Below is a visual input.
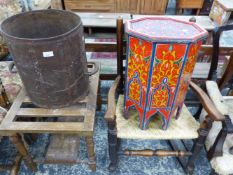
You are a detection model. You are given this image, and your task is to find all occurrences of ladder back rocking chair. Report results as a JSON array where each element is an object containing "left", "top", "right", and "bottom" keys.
[{"left": 200, "top": 24, "right": 233, "bottom": 175}]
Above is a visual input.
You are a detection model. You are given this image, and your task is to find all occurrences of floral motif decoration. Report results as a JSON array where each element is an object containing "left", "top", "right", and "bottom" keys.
[
  {"left": 127, "top": 37, "right": 152, "bottom": 103},
  {"left": 175, "top": 41, "right": 202, "bottom": 110},
  {"left": 151, "top": 79, "right": 170, "bottom": 108},
  {"left": 151, "top": 44, "right": 186, "bottom": 109},
  {"left": 128, "top": 78, "right": 141, "bottom": 103},
  {"left": 152, "top": 90, "right": 168, "bottom": 107},
  {"left": 125, "top": 37, "right": 204, "bottom": 130}
]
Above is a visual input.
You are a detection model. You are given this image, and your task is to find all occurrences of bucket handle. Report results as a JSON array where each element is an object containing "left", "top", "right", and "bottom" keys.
[
  {"left": 8, "top": 61, "right": 99, "bottom": 75},
  {"left": 87, "top": 62, "right": 99, "bottom": 76}
]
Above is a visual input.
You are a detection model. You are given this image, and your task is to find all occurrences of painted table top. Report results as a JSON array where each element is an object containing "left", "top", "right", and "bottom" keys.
[{"left": 125, "top": 17, "right": 208, "bottom": 42}]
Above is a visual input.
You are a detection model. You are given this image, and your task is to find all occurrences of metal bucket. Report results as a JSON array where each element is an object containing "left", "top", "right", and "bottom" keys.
[{"left": 0, "top": 10, "right": 95, "bottom": 108}]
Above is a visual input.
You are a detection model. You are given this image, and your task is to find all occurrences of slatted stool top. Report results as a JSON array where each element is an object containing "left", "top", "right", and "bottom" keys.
[{"left": 0, "top": 63, "right": 100, "bottom": 136}]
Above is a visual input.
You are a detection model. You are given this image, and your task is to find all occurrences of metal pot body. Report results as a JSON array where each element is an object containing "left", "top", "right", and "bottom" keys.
[{"left": 0, "top": 10, "right": 89, "bottom": 108}]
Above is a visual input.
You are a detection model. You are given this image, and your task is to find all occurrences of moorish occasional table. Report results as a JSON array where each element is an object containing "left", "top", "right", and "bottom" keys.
[
  {"left": 0, "top": 63, "right": 100, "bottom": 172},
  {"left": 124, "top": 17, "right": 208, "bottom": 129}
]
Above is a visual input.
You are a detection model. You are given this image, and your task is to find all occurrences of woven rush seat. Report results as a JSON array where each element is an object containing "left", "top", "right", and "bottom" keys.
[{"left": 116, "top": 95, "right": 199, "bottom": 140}]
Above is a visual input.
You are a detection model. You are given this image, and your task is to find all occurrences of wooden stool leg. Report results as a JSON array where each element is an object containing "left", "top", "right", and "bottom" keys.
[
  {"left": 108, "top": 121, "right": 118, "bottom": 171},
  {"left": 10, "top": 134, "right": 37, "bottom": 172},
  {"left": 196, "top": 9, "right": 201, "bottom": 15},
  {"left": 10, "top": 154, "right": 22, "bottom": 175},
  {"left": 97, "top": 81, "right": 102, "bottom": 110},
  {"left": 85, "top": 136, "right": 96, "bottom": 171},
  {"left": 177, "top": 8, "right": 183, "bottom": 15}
]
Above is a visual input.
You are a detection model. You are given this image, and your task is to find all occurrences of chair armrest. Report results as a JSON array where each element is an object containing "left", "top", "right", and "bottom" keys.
[
  {"left": 206, "top": 81, "right": 228, "bottom": 115},
  {"left": 189, "top": 81, "right": 225, "bottom": 121},
  {"left": 104, "top": 76, "right": 121, "bottom": 122}
]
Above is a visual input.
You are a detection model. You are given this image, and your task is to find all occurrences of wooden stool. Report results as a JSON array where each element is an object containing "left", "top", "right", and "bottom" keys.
[
  {"left": 176, "top": 0, "right": 205, "bottom": 15},
  {"left": 0, "top": 63, "right": 100, "bottom": 172},
  {"left": 209, "top": 0, "right": 233, "bottom": 26}
]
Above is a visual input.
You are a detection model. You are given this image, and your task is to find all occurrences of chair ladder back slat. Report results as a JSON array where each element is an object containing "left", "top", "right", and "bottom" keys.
[
  {"left": 208, "top": 24, "right": 233, "bottom": 81},
  {"left": 218, "top": 53, "right": 233, "bottom": 89},
  {"left": 116, "top": 17, "right": 124, "bottom": 93}
]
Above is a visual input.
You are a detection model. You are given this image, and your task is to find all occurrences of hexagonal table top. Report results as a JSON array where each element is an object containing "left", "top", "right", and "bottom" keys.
[{"left": 126, "top": 17, "right": 208, "bottom": 42}]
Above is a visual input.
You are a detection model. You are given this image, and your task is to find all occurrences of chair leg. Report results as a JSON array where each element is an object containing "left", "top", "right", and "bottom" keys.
[
  {"left": 107, "top": 121, "right": 118, "bottom": 171},
  {"left": 207, "top": 128, "right": 227, "bottom": 160},
  {"left": 230, "top": 146, "right": 233, "bottom": 155},
  {"left": 10, "top": 154, "right": 22, "bottom": 175},
  {"left": 175, "top": 105, "right": 182, "bottom": 119},
  {"left": 193, "top": 105, "right": 203, "bottom": 120},
  {"left": 167, "top": 140, "right": 187, "bottom": 170},
  {"left": 10, "top": 133, "right": 37, "bottom": 172},
  {"left": 196, "top": 9, "right": 201, "bottom": 15},
  {"left": 186, "top": 118, "right": 212, "bottom": 174},
  {"left": 178, "top": 9, "right": 183, "bottom": 15},
  {"left": 208, "top": 116, "right": 233, "bottom": 159},
  {"left": 210, "top": 169, "right": 218, "bottom": 175},
  {"left": 85, "top": 136, "right": 96, "bottom": 171},
  {"left": 97, "top": 81, "right": 102, "bottom": 111}
]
